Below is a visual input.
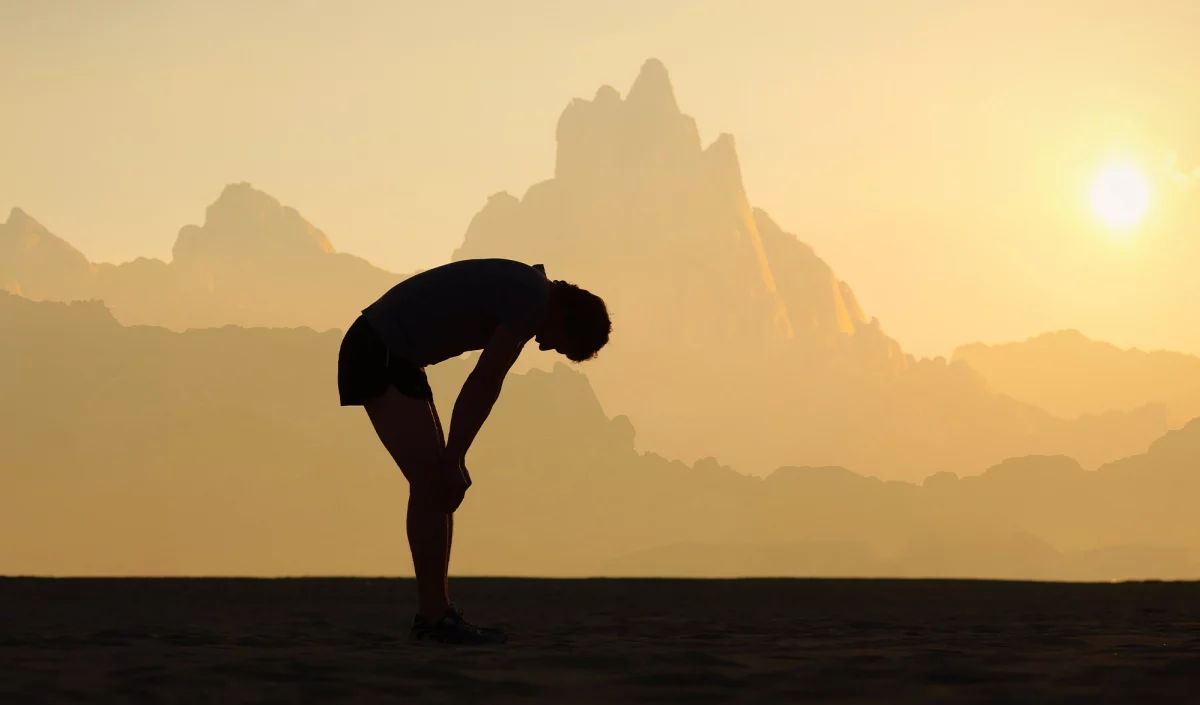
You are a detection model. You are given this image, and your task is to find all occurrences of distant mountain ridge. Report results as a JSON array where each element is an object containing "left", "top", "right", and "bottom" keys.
[
  {"left": 454, "top": 60, "right": 890, "bottom": 362},
  {"left": 0, "top": 183, "right": 403, "bottom": 331},
  {"left": 954, "top": 330, "right": 1200, "bottom": 427},
  {"left": 2, "top": 291, "right": 1198, "bottom": 580},
  {"left": 0, "top": 60, "right": 1177, "bottom": 479},
  {"left": 0, "top": 207, "right": 96, "bottom": 303},
  {"left": 447, "top": 59, "right": 1167, "bottom": 477}
]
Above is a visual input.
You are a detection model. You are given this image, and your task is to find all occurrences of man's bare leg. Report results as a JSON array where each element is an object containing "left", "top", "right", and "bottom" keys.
[
  {"left": 433, "top": 410, "right": 454, "bottom": 593},
  {"left": 405, "top": 497, "right": 451, "bottom": 619},
  {"left": 364, "top": 385, "right": 451, "bottom": 620}
]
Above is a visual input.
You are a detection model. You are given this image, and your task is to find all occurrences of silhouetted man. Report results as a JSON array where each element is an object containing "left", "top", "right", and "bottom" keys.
[{"left": 338, "top": 258, "right": 611, "bottom": 644}]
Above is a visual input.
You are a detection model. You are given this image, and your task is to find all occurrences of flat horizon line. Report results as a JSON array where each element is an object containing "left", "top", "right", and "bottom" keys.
[{"left": 1, "top": 575, "right": 1190, "bottom": 585}]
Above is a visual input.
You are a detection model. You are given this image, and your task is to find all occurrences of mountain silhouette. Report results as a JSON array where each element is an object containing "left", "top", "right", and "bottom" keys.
[
  {"left": 954, "top": 330, "right": 1200, "bottom": 427},
  {"left": 0, "top": 61, "right": 1178, "bottom": 479},
  {"left": 2, "top": 291, "right": 1197, "bottom": 580},
  {"left": 1, "top": 184, "right": 404, "bottom": 331},
  {"left": 0, "top": 208, "right": 95, "bottom": 302},
  {"left": 448, "top": 59, "right": 1165, "bottom": 477}
]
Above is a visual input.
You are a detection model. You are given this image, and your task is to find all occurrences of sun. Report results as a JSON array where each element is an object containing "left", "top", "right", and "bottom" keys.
[{"left": 1090, "top": 162, "right": 1150, "bottom": 230}]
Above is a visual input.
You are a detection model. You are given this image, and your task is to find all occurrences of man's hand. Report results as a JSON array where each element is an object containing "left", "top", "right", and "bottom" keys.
[{"left": 441, "top": 455, "right": 472, "bottom": 513}]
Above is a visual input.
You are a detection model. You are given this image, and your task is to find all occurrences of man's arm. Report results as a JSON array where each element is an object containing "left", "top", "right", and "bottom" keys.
[{"left": 444, "top": 325, "right": 528, "bottom": 463}]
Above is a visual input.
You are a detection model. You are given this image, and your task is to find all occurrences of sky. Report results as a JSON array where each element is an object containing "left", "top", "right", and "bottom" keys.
[{"left": 3, "top": 0, "right": 1200, "bottom": 358}]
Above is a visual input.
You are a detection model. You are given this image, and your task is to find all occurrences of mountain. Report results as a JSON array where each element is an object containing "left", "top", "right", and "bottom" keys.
[
  {"left": 449, "top": 59, "right": 1166, "bottom": 478},
  {"left": 0, "top": 61, "right": 1174, "bottom": 479},
  {"left": 954, "top": 330, "right": 1200, "bottom": 427},
  {"left": 0, "top": 207, "right": 95, "bottom": 302},
  {"left": 453, "top": 61, "right": 884, "bottom": 361},
  {"left": 1, "top": 184, "right": 404, "bottom": 331},
  {"left": 2, "top": 291, "right": 1198, "bottom": 580}
]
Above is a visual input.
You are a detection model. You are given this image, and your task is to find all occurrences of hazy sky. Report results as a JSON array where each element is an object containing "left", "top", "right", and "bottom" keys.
[{"left": 3, "top": 0, "right": 1200, "bottom": 358}]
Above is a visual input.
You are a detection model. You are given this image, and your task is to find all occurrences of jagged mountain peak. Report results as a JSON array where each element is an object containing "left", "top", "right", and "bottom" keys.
[
  {"left": 6, "top": 207, "right": 42, "bottom": 231},
  {"left": 626, "top": 58, "right": 680, "bottom": 115},
  {"left": 172, "top": 182, "right": 336, "bottom": 264},
  {"left": 0, "top": 207, "right": 94, "bottom": 301},
  {"left": 2, "top": 208, "right": 69, "bottom": 247}
]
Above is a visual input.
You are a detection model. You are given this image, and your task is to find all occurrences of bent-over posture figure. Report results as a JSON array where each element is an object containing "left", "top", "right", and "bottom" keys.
[{"left": 338, "top": 258, "right": 610, "bottom": 644}]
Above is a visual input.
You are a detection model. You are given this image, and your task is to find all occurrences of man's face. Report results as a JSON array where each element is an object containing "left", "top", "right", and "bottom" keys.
[
  {"left": 535, "top": 314, "right": 576, "bottom": 355},
  {"left": 536, "top": 296, "right": 577, "bottom": 356},
  {"left": 536, "top": 329, "right": 570, "bottom": 355}
]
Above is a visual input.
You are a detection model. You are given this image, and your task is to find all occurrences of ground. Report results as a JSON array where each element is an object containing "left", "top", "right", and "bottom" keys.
[{"left": 3, "top": 577, "right": 1199, "bottom": 703}]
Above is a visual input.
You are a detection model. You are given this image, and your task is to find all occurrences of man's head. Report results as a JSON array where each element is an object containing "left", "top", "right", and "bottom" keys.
[{"left": 536, "top": 280, "right": 611, "bottom": 362}]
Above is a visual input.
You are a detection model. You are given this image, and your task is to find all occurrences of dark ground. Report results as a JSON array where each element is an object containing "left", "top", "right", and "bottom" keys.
[{"left": 3, "top": 577, "right": 1199, "bottom": 703}]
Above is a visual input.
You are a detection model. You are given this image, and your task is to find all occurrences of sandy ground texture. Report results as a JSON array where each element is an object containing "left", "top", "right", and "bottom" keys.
[{"left": 3, "top": 577, "right": 1200, "bottom": 703}]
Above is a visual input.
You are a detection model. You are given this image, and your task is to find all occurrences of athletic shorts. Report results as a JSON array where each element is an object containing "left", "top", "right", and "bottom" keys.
[{"left": 337, "top": 315, "right": 434, "bottom": 405}]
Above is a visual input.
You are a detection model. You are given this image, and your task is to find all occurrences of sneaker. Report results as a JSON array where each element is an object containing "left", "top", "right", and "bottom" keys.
[{"left": 409, "top": 604, "right": 508, "bottom": 645}]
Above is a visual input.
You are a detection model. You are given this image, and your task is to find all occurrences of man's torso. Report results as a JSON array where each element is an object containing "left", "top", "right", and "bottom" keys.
[{"left": 361, "top": 258, "right": 549, "bottom": 367}]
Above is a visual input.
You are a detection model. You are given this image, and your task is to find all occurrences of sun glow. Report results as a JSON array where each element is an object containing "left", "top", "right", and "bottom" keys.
[{"left": 1090, "top": 163, "right": 1150, "bottom": 231}]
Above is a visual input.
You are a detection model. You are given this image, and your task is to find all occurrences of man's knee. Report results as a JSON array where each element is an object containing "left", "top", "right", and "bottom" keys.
[{"left": 406, "top": 469, "right": 443, "bottom": 507}]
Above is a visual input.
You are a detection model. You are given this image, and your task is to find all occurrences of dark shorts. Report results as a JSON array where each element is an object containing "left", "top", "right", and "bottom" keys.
[{"left": 338, "top": 315, "right": 434, "bottom": 405}]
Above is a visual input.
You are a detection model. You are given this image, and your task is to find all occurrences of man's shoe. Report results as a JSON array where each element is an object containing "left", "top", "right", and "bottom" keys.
[{"left": 409, "top": 604, "right": 508, "bottom": 645}]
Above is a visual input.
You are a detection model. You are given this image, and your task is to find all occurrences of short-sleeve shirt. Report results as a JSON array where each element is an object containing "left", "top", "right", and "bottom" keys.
[{"left": 360, "top": 258, "right": 550, "bottom": 367}]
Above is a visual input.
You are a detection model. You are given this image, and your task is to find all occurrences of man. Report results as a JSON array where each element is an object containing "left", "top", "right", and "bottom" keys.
[{"left": 337, "top": 258, "right": 611, "bottom": 644}]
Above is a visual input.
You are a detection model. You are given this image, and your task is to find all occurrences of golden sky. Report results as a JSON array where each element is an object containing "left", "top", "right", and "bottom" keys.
[{"left": 3, "top": 0, "right": 1199, "bottom": 358}]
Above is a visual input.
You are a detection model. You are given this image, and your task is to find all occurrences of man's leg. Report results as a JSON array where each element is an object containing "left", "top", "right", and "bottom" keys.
[
  {"left": 364, "top": 385, "right": 451, "bottom": 620},
  {"left": 432, "top": 408, "right": 453, "bottom": 590}
]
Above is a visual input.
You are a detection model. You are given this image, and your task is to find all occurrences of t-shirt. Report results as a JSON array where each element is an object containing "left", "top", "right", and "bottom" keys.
[{"left": 360, "top": 258, "right": 550, "bottom": 367}]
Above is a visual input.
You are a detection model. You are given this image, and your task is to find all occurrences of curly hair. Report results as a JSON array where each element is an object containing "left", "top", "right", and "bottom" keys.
[{"left": 551, "top": 280, "right": 611, "bottom": 362}]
